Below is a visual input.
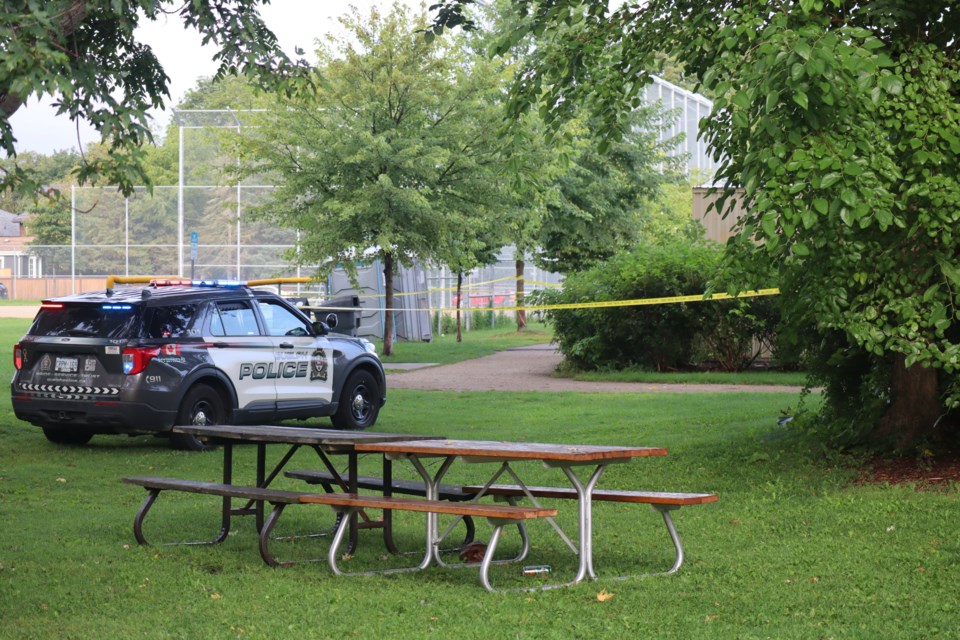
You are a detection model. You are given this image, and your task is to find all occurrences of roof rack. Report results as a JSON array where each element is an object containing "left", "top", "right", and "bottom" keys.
[{"left": 105, "top": 275, "right": 313, "bottom": 295}]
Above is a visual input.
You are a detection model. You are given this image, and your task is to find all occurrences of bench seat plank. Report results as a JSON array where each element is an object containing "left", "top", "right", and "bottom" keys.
[
  {"left": 123, "top": 476, "right": 305, "bottom": 503},
  {"left": 462, "top": 484, "right": 718, "bottom": 505},
  {"left": 300, "top": 492, "right": 557, "bottom": 520}
]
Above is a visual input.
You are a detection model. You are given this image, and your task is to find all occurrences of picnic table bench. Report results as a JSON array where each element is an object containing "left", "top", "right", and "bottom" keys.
[
  {"left": 284, "top": 468, "right": 478, "bottom": 545},
  {"left": 461, "top": 484, "right": 718, "bottom": 576},
  {"left": 299, "top": 492, "right": 556, "bottom": 591},
  {"left": 122, "top": 476, "right": 320, "bottom": 567},
  {"left": 122, "top": 475, "right": 556, "bottom": 590}
]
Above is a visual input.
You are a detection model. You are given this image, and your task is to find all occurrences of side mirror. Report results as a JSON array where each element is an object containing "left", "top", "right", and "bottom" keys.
[{"left": 312, "top": 313, "right": 339, "bottom": 335}]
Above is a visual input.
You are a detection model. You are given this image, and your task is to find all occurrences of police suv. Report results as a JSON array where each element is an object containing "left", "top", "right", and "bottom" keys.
[{"left": 11, "top": 277, "right": 386, "bottom": 450}]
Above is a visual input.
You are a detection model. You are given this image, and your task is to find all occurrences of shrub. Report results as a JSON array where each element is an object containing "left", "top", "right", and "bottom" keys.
[{"left": 543, "top": 242, "right": 782, "bottom": 372}]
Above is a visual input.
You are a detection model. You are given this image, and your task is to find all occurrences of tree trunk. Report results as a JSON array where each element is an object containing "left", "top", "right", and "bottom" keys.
[
  {"left": 382, "top": 252, "right": 395, "bottom": 357},
  {"left": 515, "top": 258, "right": 527, "bottom": 332},
  {"left": 872, "top": 354, "right": 944, "bottom": 449},
  {"left": 456, "top": 272, "right": 463, "bottom": 343}
]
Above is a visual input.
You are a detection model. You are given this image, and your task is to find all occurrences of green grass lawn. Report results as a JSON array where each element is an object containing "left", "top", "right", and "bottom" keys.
[
  {"left": 568, "top": 368, "right": 809, "bottom": 386},
  {"left": 378, "top": 324, "right": 555, "bottom": 365},
  {"left": 1, "top": 318, "right": 958, "bottom": 638}
]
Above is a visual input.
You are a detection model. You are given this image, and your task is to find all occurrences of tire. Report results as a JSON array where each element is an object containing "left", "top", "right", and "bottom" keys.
[
  {"left": 170, "top": 384, "right": 224, "bottom": 451},
  {"left": 42, "top": 426, "right": 93, "bottom": 446},
  {"left": 331, "top": 370, "right": 380, "bottom": 430}
]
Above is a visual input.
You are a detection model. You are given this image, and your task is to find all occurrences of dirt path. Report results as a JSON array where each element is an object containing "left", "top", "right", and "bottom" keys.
[{"left": 386, "top": 344, "right": 806, "bottom": 394}]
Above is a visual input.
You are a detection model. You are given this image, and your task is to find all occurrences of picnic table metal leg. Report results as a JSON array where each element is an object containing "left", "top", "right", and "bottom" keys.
[
  {"left": 131, "top": 488, "right": 230, "bottom": 547},
  {"left": 255, "top": 443, "right": 266, "bottom": 531},
  {"left": 347, "top": 451, "right": 359, "bottom": 555},
  {"left": 382, "top": 456, "right": 399, "bottom": 554},
  {"left": 656, "top": 505, "right": 685, "bottom": 575},
  {"left": 407, "top": 455, "right": 455, "bottom": 566},
  {"left": 219, "top": 443, "right": 234, "bottom": 541},
  {"left": 132, "top": 489, "right": 160, "bottom": 545},
  {"left": 326, "top": 506, "right": 432, "bottom": 576},
  {"left": 560, "top": 463, "right": 606, "bottom": 583}
]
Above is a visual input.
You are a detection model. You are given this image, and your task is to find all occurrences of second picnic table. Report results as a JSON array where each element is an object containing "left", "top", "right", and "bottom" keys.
[{"left": 350, "top": 438, "right": 668, "bottom": 589}]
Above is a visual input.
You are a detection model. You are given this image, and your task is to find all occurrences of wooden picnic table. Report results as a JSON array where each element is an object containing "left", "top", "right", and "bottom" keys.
[
  {"left": 354, "top": 438, "right": 668, "bottom": 589},
  {"left": 170, "top": 424, "right": 442, "bottom": 552}
]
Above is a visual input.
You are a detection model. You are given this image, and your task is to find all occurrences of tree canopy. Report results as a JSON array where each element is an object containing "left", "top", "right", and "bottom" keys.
[
  {"left": 433, "top": 0, "right": 960, "bottom": 450},
  {"left": 0, "top": 1, "right": 311, "bottom": 199},
  {"left": 236, "top": 4, "right": 507, "bottom": 355}
]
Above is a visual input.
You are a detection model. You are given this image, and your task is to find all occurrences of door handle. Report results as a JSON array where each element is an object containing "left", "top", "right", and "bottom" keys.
[
  {"left": 212, "top": 342, "right": 228, "bottom": 348},
  {"left": 279, "top": 342, "right": 294, "bottom": 349}
]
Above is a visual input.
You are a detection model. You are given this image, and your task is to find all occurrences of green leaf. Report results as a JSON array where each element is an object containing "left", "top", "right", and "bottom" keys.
[
  {"left": 840, "top": 207, "right": 854, "bottom": 226},
  {"left": 923, "top": 284, "right": 941, "bottom": 302},
  {"left": 792, "top": 91, "right": 808, "bottom": 110},
  {"left": 879, "top": 74, "right": 903, "bottom": 95},
  {"left": 761, "top": 213, "right": 778, "bottom": 238},
  {"left": 732, "top": 91, "right": 751, "bottom": 110},
  {"left": 939, "top": 258, "right": 960, "bottom": 286},
  {"left": 765, "top": 91, "right": 780, "bottom": 113},
  {"left": 820, "top": 173, "right": 841, "bottom": 188},
  {"left": 813, "top": 198, "right": 828, "bottom": 214}
]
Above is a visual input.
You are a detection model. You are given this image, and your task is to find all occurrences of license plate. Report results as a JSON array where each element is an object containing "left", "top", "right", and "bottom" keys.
[{"left": 55, "top": 357, "right": 78, "bottom": 373}]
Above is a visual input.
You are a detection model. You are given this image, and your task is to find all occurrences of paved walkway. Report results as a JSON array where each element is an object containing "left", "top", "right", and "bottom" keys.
[{"left": 386, "top": 344, "right": 806, "bottom": 394}]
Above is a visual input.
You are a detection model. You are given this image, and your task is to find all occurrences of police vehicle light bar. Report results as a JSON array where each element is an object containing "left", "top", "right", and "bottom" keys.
[{"left": 105, "top": 275, "right": 312, "bottom": 294}]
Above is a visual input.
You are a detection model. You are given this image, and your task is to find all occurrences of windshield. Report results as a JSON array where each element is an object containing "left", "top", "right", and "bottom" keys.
[{"left": 30, "top": 304, "right": 140, "bottom": 339}]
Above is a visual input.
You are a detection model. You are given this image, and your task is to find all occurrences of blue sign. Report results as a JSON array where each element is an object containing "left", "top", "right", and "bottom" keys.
[{"left": 190, "top": 232, "right": 198, "bottom": 261}]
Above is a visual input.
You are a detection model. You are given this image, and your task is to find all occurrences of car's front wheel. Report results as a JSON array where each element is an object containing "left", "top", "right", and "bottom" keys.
[
  {"left": 171, "top": 384, "right": 224, "bottom": 451},
  {"left": 331, "top": 370, "right": 380, "bottom": 430}
]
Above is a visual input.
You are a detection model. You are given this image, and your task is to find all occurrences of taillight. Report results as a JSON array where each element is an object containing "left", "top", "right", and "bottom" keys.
[
  {"left": 122, "top": 347, "right": 160, "bottom": 375},
  {"left": 13, "top": 343, "right": 22, "bottom": 370}
]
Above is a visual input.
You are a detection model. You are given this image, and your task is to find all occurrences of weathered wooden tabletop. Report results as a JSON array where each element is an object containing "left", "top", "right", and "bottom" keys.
[
  {"left": 354, "top": 438, "right": 667, "bottom": 462},
  {"left": 171, "top": 425, "right": 442, "bottom": 449}
]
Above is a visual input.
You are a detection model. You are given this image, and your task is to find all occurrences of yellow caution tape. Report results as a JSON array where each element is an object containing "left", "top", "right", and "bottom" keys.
[{"left": 302, "top": 288, "right": 780, "bottom": 314}]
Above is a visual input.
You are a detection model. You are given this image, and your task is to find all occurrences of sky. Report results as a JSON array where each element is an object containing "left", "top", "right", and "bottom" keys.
[{"left": 8, "top": 0, "right": 416, "bottom": 156}]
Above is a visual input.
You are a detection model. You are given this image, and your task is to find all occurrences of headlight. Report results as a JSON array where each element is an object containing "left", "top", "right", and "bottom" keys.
[{"left": 360, "top": 338, "right": 377, "bottom": 355}]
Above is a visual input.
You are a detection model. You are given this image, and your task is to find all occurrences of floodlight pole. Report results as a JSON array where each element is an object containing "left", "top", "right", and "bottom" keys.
[
  {"left": 178, "top": 118, "right": 185, "bottom": 277},
  {"left": 70, "top": 185, "right": 76, "bottom": 293}
]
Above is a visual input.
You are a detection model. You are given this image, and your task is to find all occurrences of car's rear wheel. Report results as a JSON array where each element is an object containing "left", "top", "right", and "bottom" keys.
[
  {"left": 171, "top": 384, "right": 223, "bottom": 451},
  {"left": 42, "top": 426, "right": 94, "bottom": 446},
  {"left": 331, "top": 370, "right": 380, "bottom": 430}
]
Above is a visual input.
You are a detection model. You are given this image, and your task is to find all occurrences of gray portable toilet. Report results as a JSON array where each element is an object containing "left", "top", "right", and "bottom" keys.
[{"left": 326, "top": 260, "right": 432, "bottom": 342}]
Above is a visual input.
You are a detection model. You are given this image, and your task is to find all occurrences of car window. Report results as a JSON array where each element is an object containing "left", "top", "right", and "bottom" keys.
[
  {"left": 257, "top": 300, "right": 312, "bottom": 337},
  {"left": 210, "top": 301, "right": 260, "bottom": 336},
  {"left": 144, "top": 305, "right": 199, "bottom": 338},
  {"left": 30, "top": 303, "right": 139, "bottom": 339}
]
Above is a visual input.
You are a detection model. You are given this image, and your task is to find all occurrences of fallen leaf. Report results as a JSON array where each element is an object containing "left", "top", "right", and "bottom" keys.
[
  {"left": 210, "top": 592, "right": 222, "bottom": 600},
  {"left": 596, "top": 589, "right": 615, "bottom": 602}
]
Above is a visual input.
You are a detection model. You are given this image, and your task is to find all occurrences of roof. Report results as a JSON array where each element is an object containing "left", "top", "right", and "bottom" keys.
[{"left": 0, "top": 209, "right": 25, "bottom": 237}]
